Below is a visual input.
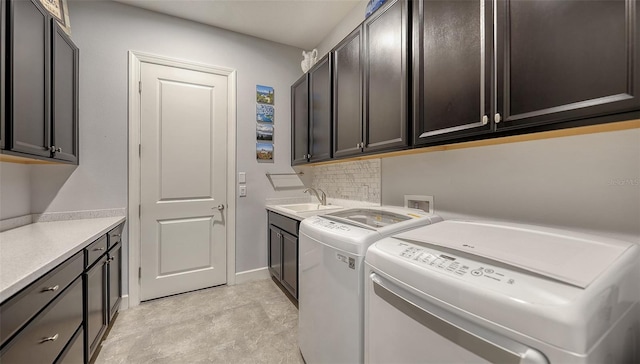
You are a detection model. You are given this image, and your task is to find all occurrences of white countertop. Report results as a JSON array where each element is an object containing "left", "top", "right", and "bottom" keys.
[{"left": 0, "top": 216, "right": 126, "bottom": 303}]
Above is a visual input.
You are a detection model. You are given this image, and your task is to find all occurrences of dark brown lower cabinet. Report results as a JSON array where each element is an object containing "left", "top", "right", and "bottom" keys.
[
  {"left": 56, "top": 327, "right": 84, "bottom": 364},
  {"left": 85, "top": 255, "right": 108, "bottom": 361},
  {"left": 0, "top": 222, "right": 124, "bottom": 364},
  {"left": 267, "top": 211, "right": 300, "bottom": 300},
  {"left": 108, "top": 243, "right": 122, "bottom": 321},
  {"left": 0, "top": 278, "right": 83, "bottom": 364}
]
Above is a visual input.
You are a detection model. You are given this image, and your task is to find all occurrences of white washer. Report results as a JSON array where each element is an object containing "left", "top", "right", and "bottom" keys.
[
  {"left": 298, "top": 207, "right": 443, "bottom": 364},
  {"left": 365, "top": 220, "right": 640, "bottom": 364}
]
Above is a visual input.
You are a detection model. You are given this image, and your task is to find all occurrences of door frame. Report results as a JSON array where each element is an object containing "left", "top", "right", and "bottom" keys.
[{"left": 127, "top": 51, "right": 237, "bottom": 308}]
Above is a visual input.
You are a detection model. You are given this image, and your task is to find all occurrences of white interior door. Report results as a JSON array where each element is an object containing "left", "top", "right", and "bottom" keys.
[{"left": 139, "top": 62, "right": 228, "bottom": 301}]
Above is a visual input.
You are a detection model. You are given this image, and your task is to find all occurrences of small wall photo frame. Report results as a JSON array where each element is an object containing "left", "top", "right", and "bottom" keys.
[
  {"left": 256, "top": 85, "right": 274, "bottom": 105},
  {"left": 256, "top": 104, "right": 274, "bottom": 123},
  {"left": 256, "top": 142, "right": 274, "bottom": 163},
  {"left": 257, "top": 123, "right": 274, "bottom": 141},
  {"left": 40, "top": 0, "right": 72, "bottom": 35}
]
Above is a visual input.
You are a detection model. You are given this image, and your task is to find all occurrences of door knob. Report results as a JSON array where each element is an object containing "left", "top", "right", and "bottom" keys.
[{"left": 216, "top": 204, "right": 225, "bottom": 211}]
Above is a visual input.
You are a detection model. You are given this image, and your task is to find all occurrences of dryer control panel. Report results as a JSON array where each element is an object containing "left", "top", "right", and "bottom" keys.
[{"left": 397, "top": 244, "right": 517, "bottom": 286}]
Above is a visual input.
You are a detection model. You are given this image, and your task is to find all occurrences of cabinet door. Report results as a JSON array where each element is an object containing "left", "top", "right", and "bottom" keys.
[
  {"left": 1, "top": 0, "right": 5, "bottom": 149},
  {"left": 107, "top": 243, "right": 122, "bottom": 321},
  {"left": 8, "top": 0, "right": 51, "bottom": 158},
  {"left": 496, "top": 0, "right": 640, "bottom": 130},
  {"left": 333, "top": 27, "right": 364, "bottom": 158},
  {"left": 268, "top": 225, "right": 282, "bottom": 281},
  {"left": 308, "top": 55, "right": 332, "bottom": 162},
  {"left": 363, "top": 0, "right": 409, "bottom": 153},
  {"left": 413, "top": 0, "right": 493, "bottom": 145},
  {"left": 291, "top": 74, "right": 309, "bottom": 165},
  {"left": 51, "top": 22, "right": 79, "bottom": 164},
  {"left": 281, "top": 231, "right": 298, "bottom": 299},
  {"left": 85, "top": 255, "right": 108, "bottom": 360}
]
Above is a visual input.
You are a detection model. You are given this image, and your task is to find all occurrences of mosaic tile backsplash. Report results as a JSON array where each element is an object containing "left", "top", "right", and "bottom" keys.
[{"left": 311, "top": 159, "right": 381, "bottom": 204}]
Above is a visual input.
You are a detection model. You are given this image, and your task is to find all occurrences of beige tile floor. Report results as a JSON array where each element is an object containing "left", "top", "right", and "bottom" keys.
[{"left": 95, "top": 279, "right": 303, "bottom": 364}]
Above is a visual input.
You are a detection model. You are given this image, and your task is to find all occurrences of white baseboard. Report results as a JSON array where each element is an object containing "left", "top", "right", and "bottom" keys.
[
  {"left": 120, "top": 295, "right": 130, "bottom": 310},
  {"left": 235, "top": 267, "right": 270, "bottom": 284}
]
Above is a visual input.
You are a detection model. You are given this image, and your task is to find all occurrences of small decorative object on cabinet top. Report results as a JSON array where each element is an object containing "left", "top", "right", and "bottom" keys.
[
  {"left": 301, "top": 49, "right": 318, "bottom": 73},
  {"left": 40, "top": 0, "right": 72, "bottom": 35},
  {"left": 365, "top": 0, "right": 386, "bottom": 18}
]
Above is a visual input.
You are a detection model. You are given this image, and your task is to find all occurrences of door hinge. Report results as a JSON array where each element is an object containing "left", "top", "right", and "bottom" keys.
[
  {"left": 138, "top": 267, "right": 141, "bottom": 280},
  {"left": 138, "top": 204, "right": 141, "bottom": 218},
  {"left": 139, "top": 81, "right": 142, "bottom": 93},
  {"left": 138, "top": 144, "right": 141, "bottom": 157}
]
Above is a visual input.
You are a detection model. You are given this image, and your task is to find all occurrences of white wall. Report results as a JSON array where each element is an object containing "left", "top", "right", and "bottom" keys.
[
  {"left": 315, "top": 0, "right": 367, "bottom": 58},
  {"left": 381, "top": 128, "right": 640, "bottom": 243},
  {"left": 0, "top": 163, "right": 31, "bottom": 219},
  {"left": 0, "top": 1, "right": 308, "bottom": 294}
]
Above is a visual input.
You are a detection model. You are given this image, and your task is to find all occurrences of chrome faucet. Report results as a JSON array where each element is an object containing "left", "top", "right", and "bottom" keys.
[{"left": 304, "top": 187, "right": 327, "bottom": 206}]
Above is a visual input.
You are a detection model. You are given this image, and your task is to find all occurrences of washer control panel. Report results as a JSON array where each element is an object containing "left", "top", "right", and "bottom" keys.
[
  {"left": 397, "top": 242, "right": 517, "bottom": 286},
  {"left": 309, "top": 217, "right": 352, "bottom": 231}
]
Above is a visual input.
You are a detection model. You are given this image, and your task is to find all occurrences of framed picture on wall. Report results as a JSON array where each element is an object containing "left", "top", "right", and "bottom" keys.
[
  {"left": 39, "top": 0, "right": 71, "bottom": 34},
  {"left": 256, "top": 85, "right": 274, "bottom": 105},
  {"left": 257, "top": 123, "right": 274, "bottom": 141},
  {"left": 256, "top": 104, "right": 274, "bottom": 123},
  {"left": 256, "top": 142, "right": 274, "bottom": 162}
]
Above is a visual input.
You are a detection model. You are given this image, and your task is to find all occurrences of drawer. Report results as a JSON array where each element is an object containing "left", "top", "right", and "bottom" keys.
[
  {"left": 268, "top": 211, "right": 299, "bottom": 236},
  {"left": 0, "top": 251, "right": 83, "bottom": 345},
  {"left": 55, "top": 326, "right": 83, "bottom": 364},
  {"left": 107, "top": 222, "right": 124, "bottom": 249},
  {"left": 0, "top": 277, "right": 83, "bottom": 364},
  {"left": 85, "top": 234, "right": 108, "bottom": 268}
]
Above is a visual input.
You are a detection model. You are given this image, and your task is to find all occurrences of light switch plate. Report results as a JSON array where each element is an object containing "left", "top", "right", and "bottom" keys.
[
  {"left": 239, "top": 172, "right": 246, "bottom": 184},
  {"left": 239, "top": 185, "right": 247, "bottom": 197}
]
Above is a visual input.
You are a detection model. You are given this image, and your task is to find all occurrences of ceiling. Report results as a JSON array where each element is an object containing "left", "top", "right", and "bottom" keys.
[{"left": 113, "top": 0, "right": 362, "bottom": 50}]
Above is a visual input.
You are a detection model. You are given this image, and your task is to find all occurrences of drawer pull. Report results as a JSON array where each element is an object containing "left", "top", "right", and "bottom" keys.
[
  {"left": 107, "top": 257, "right": 115, "bottom": 263},
  {"left": 40, "top": 333, "right": 59, "bottom": 343},
  {"left": 41, "top": 285, "right": 59, "bottom": 293},
  {"left": 93, "top": 247, "right": 105, "bottom": 251}
]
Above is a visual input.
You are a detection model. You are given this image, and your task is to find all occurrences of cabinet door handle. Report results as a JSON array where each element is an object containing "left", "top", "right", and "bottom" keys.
[
  {"left": 107, "top": 257, "right": 116, "bottom": 263},
  {"left": 40, "top": 333, "right": 59, "bottom": 343},
  {"left": 494, "top": 113, "right": 502, "bottom": 123},
  {"left": 482, "top": 115, "right": 489, "bottom": 125},
  {"left": 93, "top": 247, "right": 105, "bottom": 251},
  {"left": 41, "top": 285, "right": 59, "bottom": 293}
]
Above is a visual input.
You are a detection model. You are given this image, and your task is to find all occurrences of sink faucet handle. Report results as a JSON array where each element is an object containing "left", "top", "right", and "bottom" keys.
[{"left": 317, "top": 188, "right": 327, "bottom": 205}]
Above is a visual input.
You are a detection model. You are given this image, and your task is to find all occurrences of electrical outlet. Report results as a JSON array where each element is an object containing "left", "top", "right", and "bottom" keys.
[
  {"left": 404, "top": 195, "right": 434, "bottom": 213},
  {"left": 239, "top": 185, "right": 247, "bottom": 197}
]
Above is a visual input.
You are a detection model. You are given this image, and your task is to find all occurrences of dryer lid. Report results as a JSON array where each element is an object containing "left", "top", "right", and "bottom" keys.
[{"left": 394, "top": 220, "right": 635, "bottom": 288}]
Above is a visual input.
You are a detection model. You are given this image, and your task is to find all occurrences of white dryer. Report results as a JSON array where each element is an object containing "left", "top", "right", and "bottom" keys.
[
  {"left": 364, "top": 220, "right": 640, "bottom": 364},
  {"left": 298, "top": 207, "right": 442, "bottom": 364}
]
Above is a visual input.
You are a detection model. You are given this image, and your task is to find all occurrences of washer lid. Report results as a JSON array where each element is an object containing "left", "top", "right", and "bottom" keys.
[{"left": 394, "top": 220, "right": 635, "bottom": 288}]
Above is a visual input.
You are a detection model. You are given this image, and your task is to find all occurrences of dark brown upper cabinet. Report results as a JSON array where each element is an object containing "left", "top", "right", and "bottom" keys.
[
  {"left": 413, "top": 0, "right": 493, "bottom": 146},
  {"left": 308, "top": 55, "right": 332, "bottom": 163},
  {"left": 3, "top": 0, "right": 79, "bottom": 164},
  {"left": 51, "top": 21, "right": 79, "bottom": 163},
  {"left": 333, "top": 0, "right": 410, "bottom": 158},
  {"left": 496, "top": 0, "right": 640, "bottom": 131},
  {"left": 414, "top": 0, "right": 639, "bottom": 146},
  {"left": 363, "top": 0, "right": 410, "bottom": 153},
  {"left": 291, "top": 74, "right": 309, "bottom": 165},
  {"left": 332, "top": 27, "right": 363, "bottom": 159}
]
